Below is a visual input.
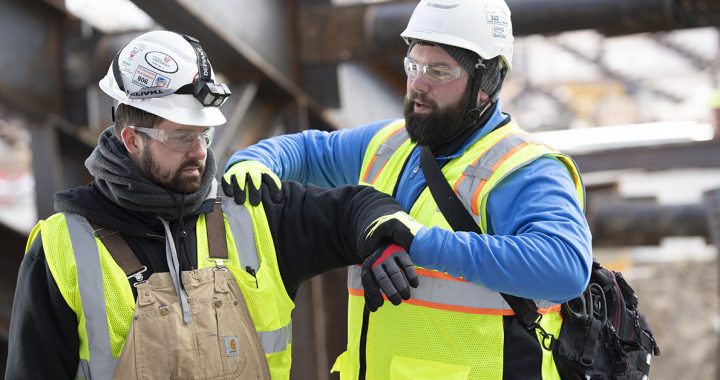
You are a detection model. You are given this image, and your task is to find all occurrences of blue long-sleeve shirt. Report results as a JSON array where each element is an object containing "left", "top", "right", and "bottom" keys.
[{"left": 226, "top": 105, "right": 592, "bottom": 302}]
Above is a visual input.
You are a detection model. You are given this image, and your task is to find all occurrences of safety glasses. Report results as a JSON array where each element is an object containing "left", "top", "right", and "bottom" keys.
[
  {"left": 129, "top": 126, "right": 214, "bottom": 152},
  {"left": 403, "top": 57, "right": 466, "bottom": 85}
]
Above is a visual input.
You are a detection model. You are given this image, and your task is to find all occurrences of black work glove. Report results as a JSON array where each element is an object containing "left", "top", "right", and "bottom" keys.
[
  {"left": 221, "top": 171, "right": 282, "bottom": 206},
  {"left": 361, "top": 241, "right": 419, "bottom": 312}
]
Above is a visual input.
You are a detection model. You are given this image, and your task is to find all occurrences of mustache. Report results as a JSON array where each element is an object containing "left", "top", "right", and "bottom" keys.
[
  {"left": 406, "top": 92, "right": 438, "bottom": 109},
  {"left": 180, "top": 158, "right": 203, "bottom": 170}
]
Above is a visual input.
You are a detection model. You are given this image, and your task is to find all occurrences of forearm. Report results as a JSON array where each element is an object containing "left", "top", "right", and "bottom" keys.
[
  {"left": 409, "top": 157, "right": 592, "bottom": 302},
  {"left": 225, "top": 121, "right": 387, "bottom": 187},
  {"left": 267, "top": 182, "right": 403, "bottom": 296},
  {"left": 410, "top": 225, "right": 590, "bottom": 302}
]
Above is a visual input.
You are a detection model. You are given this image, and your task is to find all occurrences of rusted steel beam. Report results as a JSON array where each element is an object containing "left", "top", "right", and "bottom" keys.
[
  {"left": 573, "top": 139, "right": 720, "bottom": 173},
  {"left": 299, "top": 0, "right": 720, "bottom": 63}
]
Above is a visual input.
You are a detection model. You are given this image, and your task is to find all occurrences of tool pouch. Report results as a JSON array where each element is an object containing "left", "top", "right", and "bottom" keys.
[{"left": 553, "top": 262, "right": 660, "bottom": 380}]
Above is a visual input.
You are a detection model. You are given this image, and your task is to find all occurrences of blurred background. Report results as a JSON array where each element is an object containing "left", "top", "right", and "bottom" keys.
[{"left": 1, "top": 0, "right": 720, "bottom": 378}]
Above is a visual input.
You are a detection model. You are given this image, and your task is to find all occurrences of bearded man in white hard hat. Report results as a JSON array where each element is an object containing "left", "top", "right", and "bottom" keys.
[
  {"left": 224, "top": 0, "right": 593, "bottom": 378},
  {"left": 5, "top": 30, "right": 427, "bottom": 380}
]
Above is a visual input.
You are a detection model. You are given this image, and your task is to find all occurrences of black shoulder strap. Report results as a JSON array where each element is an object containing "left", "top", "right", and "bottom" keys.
[
  {"left": 419, "top": 146, "right": 480, "bottom": 233},
  {"left": 419, "top": 145, "right": 541, "bottom": 328}
]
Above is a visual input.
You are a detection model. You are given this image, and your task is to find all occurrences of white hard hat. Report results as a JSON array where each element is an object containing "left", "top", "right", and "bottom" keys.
[
  {"left": 401, "top": 0, "right": 514, "bottom": 72},
  {"left": 99, "top": 31, "right": 231, "bottom": 127}
]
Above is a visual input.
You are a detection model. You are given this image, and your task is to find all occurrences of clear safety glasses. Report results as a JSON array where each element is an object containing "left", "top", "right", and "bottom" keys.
[
  {"left": 129, "top": 126, "right": 215, "bottom": 152},
  {"left": 403, "top": 57, "right": 466, "bottom": 85}
]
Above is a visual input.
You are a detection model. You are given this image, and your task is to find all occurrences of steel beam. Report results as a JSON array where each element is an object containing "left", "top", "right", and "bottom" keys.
[
  {"left": 299, "top": 0, "right": 720, "bottom": 64},
  {"left": 0, "top": 220, "right": 26, "bottom": 375},
  {"left": 128, "top": 0, "right": 339, "bottom": 128},
  {"left": 0, "top": 0, "right": 63, "bottom": 117},
  {"left": 29, "top": 117, "right": 94, "bottom": 219},
  {"left": 572, "top": 139, "right": 720, "bottom": 173}
]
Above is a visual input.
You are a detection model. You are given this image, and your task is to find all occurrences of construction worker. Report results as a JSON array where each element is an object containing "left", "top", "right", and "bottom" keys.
[
  {"left": 4, "top": 31, "right": 425, "bottom": 380},
  {"left": 223, "top": 0, "right": 593, "bottom": 378}
]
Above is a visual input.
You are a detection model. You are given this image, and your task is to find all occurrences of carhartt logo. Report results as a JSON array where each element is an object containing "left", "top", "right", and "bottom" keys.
[{"left": 224, "top": 336, "right": 239, "bottom": 357}]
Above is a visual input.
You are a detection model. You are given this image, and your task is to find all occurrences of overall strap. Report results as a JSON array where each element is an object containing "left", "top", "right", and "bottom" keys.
[
  {"left": 90, "top": 222, "right": 145, "bottom": 281},
  {"left": 92, "top": 197, "right": 229, "bottom": 275},
  {"left": 205, "top": 197, "right": 228, "bottom": 260}
]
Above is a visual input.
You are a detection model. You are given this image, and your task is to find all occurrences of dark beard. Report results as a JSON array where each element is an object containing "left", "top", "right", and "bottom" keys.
[
  {"left": 403, "top": 89, "right": 470, "bottom": 150},
  {"left": 140, "top": 151, "right": 204, "bottom": 194}
]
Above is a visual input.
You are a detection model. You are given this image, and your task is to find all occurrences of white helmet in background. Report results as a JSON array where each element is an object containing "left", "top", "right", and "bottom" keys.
[
  {"left": 99, "top": 30, "right": 231, "bottom": 127},
  {"left": 401, "top": 0, "right": 514, "bottom": 72}
]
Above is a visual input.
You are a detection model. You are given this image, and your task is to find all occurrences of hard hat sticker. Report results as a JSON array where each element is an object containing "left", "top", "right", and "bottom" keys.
[
  {"left": 133, "top": 65, "right": 159, "bottom": 88},
  {"left": 485, "top": 6, "right": 509, "bottom": 26},
  {"left": 145, "top": 51, "right": 179, "bottom": 73}
]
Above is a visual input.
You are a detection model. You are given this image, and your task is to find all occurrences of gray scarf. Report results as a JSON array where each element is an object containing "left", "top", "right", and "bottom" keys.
[{"left": 85, "top": 127, "right": 217, "bottom": 220}]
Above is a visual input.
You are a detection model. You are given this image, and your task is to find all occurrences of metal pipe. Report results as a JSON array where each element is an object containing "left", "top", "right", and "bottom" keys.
[
  {"left": 301, "top": 0, "right": 719, "bottom": 63},
  {"left": 587, "top": 200, "right": 711, "bottom": 246}
]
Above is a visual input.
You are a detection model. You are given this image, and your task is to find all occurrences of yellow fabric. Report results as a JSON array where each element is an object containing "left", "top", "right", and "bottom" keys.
[
  {"left": 40, "top": 203, "right": 294, "bottom": 379},
  {"left": 389, "top": 356, "right": 471, "bottom": 380},
  {"left": 359, "top": 120, "right": 413, "bottom": 188},
  {"left": 359, "top": 120, "right": 406, "bottom": 185},
  {"left": 40, "top": 214, "right": 88, "bottom": 360},
  {"left": 336, "top": 120, "right": 583, "bottom": 379},
  {"left": 196, "top": 205, "right": 295, "bottom": 380}
]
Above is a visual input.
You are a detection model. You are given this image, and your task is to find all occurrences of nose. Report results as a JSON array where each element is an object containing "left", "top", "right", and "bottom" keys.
[
  {"left": 408, "top": 74, "right": 430, "bottom": 94},
  {"left": 186, "top": 138, "right": 207, "bottom": 160}
]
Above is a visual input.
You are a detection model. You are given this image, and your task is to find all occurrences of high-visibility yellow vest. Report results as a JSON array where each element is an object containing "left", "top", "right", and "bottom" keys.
[
  {"left": 32, "top": 197, "right": 294, "bottom": 380},
  {"left": 332, "top": 119, "right": 585, "bottom": 380}
]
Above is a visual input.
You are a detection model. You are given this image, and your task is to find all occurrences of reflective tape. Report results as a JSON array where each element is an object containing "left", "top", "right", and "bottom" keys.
[
  {"left": 221, "top": 197, "right": 260, "bottom": 271},
  {"left": 455, "top": 134, "right": 536, "bottom": 223},
  {"left": 258, "top": 322, "right": 292, "bottom": 354},
  {"left": 348, "top": 266, "right": 558, "bottom": 315},
  {"left": 76, "top": 359, "right": 91, "bottom": 380},
  {"left": 363, "top": 127, "right": 410, "bottom": 184},
  {"left": 66, "top": 213, "right": 119, "bottom": 379}
]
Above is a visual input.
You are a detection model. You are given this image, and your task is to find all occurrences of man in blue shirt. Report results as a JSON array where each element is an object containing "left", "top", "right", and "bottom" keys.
[{"left": 224, "top": 0, "right": 592, "bottom": 378}]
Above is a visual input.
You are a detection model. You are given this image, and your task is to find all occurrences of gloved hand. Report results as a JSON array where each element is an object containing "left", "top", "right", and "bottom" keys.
[
  {"left": 359, "top": 211, "right": 424, "bottom": 258},
  {"left": 362, "top": 241, "right": 419, "bottom": 312},
  {"left": 222, "top": 161, "right": 282, "bottom": 206}
]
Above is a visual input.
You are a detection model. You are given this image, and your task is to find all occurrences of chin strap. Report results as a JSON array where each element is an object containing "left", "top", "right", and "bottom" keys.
[{"left": 460, "top": 58, "right": 507, "bottom": 128}]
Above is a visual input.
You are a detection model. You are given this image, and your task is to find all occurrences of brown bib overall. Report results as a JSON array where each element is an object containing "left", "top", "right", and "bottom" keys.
[{"left": 112, "top": 267, "right": 271, "bottom": 380}]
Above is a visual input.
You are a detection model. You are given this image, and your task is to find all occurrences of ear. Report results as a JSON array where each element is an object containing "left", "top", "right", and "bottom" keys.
[
  {"left": 476, "top": 90, "right": 490, "bottom": 105},
  {"left": 120, "top": 127, "right": 142, "bottom": 155}
]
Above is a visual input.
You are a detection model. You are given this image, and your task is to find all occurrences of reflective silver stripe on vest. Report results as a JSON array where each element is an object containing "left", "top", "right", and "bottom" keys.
[
  {"left": 363, "top": 127, "right": 409, "bottom": 184},
  {"left": 65, "top": 213, "right": 118, "bottom": 380},
  {"left": 76, "top": 359, "right": 91, "bottom": 380},
  {"left": 220, "top": 196, "right": 292, "bottom": 354},
  {"left": 221, "top": 197, "right": 260, "bottom": 271},
  {"left": 454, "top": 135, "right": 532, "bottom": 224},
  {"left": 347, "top": 266, "right": 557, "bottom": 312},
  {"left": 258, "top": 321, "right": 292, "bottom": 354}
]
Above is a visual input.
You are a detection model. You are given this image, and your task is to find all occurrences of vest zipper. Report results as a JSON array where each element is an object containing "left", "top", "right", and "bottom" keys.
[
  {"left": 357, "top": 151, "right": 416, "bottom": 380},
  {"left": 358, "top": 307, "right": 370, "bottom": 380}
]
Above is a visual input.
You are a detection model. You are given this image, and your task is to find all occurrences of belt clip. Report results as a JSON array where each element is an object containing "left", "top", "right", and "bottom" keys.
[
  {"left": 214, "top": 259, "right": 227, "bottom": 270},
  {"left": 129, "top": 266, "right": 148, "bottom": 287}
]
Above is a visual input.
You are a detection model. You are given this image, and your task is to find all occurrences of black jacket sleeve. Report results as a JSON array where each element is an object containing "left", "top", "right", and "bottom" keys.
[
  {"left": 262, "top": 181, "right": 404, "bottom": 298},
  {"left": 5, "top": 233, "right": 79, "bottom": 380}
]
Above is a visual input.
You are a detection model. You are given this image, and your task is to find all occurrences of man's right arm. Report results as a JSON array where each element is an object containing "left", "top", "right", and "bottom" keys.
[
  {"left": 224, "top": 120, "right": 390, "bottom": 188},
  {"left": 6, "top": 233, "right": 79, "bottom": 380}
]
